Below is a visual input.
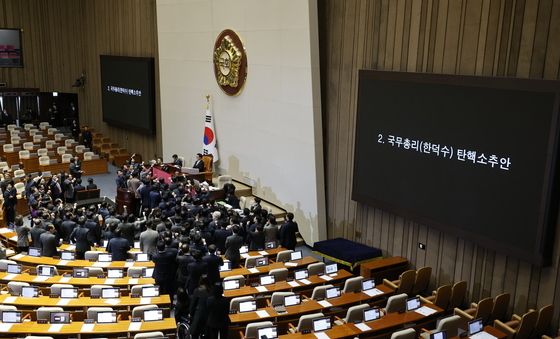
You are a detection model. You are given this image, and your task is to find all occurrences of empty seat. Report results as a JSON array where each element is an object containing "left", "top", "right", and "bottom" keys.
[
  {"left": 307, "top": 262, "right": 325, "bottom": 276},
  {"left": 244, "top": 256, "right": 262, "bottom": 268},
  {"left": 37, "top": 307, "right": 64, "bottom": 321},
  {"left": 19, "top": 150, "right": 30, "bottom": 159},
  {"left": 494, "top": 310, "right": 538, "bottom": 339},
  {"left": 0, "top": 305, "right": 17, "bottom": 317},
  {"left": 224, "top": 275, "right": 245, "bottom": 287},
  {"left": 420, "top": 315, "right": 461, "bottom": 338},
  {"left": 412, "top": 266, "right": 432, "bottom": 295},
  {"left": 311, "top": 284, "right": 334, "bottom": 300},
  {"left": 84, "top": 151, "right": 95, "bottom": 160},
  {"left": 449, "top": 280, "right": 468, "bottom": 310},
  {"left": 61, "top": 153, "right": 73, "bottom": 163},
  {"left": 385, "top": 293, "right": 408, "bottom": 313},
  {"left": 39, "top": 156, "right": 51, "bottom": 166},
  {"left": 420, "top": 284, "right": 452, "bottom": 310},
  {"left": 85, "top": 267, "right": 104, "bottom": 277},
  {"left": 0, "top": 259, "right": 17, "bottom": 271},
  {"left": 276, "top": 250, "right": 293, "bottom": 262},
  {"left": 23, "top": 142, "right": 34, "bottom": 151},
  {"left": 54, "top": 133, "right": 65, "bottom": 141},
  {"left": 383, "top": 269, "right": 416, "bottom": 295},
  {"left": 57, "top": 146, "right": 67, "bottom": 155},
  {"left": 217, "top": 175, "right": 233, "bottom": 188},
  {"left": 127, "top": 267, "right": 144, "bottom": 278},
  {"left": 3, "top": 144, "right": 14, "bottom": 152},
  {"left": 130, "top": 284, "right": 155, "bottom": 296},
  {"left": 90, "top": 285, "right": 108, "bottom": 298},
  {"left": 244, "top": 321, "right": 274, "bottom": 339},
  {"left": 14, "top": 182, "right": 25, "bottom": 198},
  {"left": 33, "top": 134, "right": 43, "bottom": 143},
  {"left": 11, "top": 136, "right": 21, "bottom": 145},
  {"left": 7, "top": 124, "right": 17, "bottom": 131},
  {"left": 14, "top": 169, "right": 25, "bottom": 178},
  {"left": 454, "top": 297, "right": 493, "bottom": 329},
  {"left": 335, "top": 303, "right": 370, "bottom": 325},
  {"left": 290, "top": 312, "right": 324, "bottom": 333},
  {"left": 84, "top": 251, "right": 100, "bottom": 261},
  {"left": 390, "top": 328, "right": 417, "bottom": 339},
  {"left": 75, "top": 145, "right": 85, "bottom": 153},
  {"left": 87, "top": 307, "right": 113, "bottom": 320},
  {"left": 8, "top": 281, "right": 30, "bottom": 296},
  {"left": 343, "top": 276, "right": 363, "bottom": 293},
  {"left": 230, "top": 296, "right": 254, "bottom": 312},
  {"left": 270, "top": 292, "right": 294, "bottom": 306},
  {"left": 0, "top": 161, "right": 9, "bottom": 171},
  {"left": 489, "top": 293, "right": 510, "bottom": 322},
  {"left": 29, "top": 128, "right": 40, "bottom": 135},
  {"left": 48, "top": 128, "right": 57, "bottom": 135},
  {"left": 269, "top": 268, "right": 288, "bottom": 281},
  {"left": 131, "top": 304, "right": 158, "bottom": 319},
  {"left": 45, "top": 140, "right": 56, "bottom": 149},
  {"left": 134, "top": 332, "right": 165, "bottom": 339},
  {"left": 37, "top": 148, "right": 48, "bottom": 157},
  {"left": 64, "top": 139, "right": 75, "bottom": 147},
  {"left": 23, "top": 123, "right": 34, "bottom": 130},
  {"left": 532, "top": 304, "right": 554, "bottom": 338},
  {"left": 50, "top": 284, "right": 73, "bottom": 296}
]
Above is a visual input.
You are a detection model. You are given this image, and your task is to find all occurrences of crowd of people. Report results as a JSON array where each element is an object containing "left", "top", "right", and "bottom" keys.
[{"left": 1, "top": 155, "right": 300, "bottom": 339}]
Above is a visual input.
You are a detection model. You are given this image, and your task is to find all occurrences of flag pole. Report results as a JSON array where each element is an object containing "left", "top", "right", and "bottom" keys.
[{"left": 205, "top": 94, "right": 210, "bottom": 110}]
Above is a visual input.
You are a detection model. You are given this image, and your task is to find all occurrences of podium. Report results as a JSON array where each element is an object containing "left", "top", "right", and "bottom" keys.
[{"left": 115, "top": 188, "right": 135, "bottom": 214}]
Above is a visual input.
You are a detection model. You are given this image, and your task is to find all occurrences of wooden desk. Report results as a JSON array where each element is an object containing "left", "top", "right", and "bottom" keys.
[
  {"left": 221, "top": 256, "right": 318, "bottom": 279},
  {"left": 449, "top": 326, "right": 507, "bottom": 339},
  {"left": 279, "top": 303, "right": 443, "bottom": 338},
  {"left": 224, "top": 269, "right": 354, "bottom": 298},
  {"left": 0, "top": 272, "right": 154, "bottom": 287},
  {"left": 239, "top": 247, "right": 287, "bottom": 260},
  {"left": 229, "top": 284, "right": 394, "bottom": 324},
  {"left": 0, "top": 318, "right": 176, "bottom": 336},
  {"left": 0, "top": 293, "right": 171, "bottom": 309},
  {"left": 9, "top": 253, "right": 154, "bottom": 269},
  {"left": 360, "top": 256, "right": 408, "bottom": 283}
]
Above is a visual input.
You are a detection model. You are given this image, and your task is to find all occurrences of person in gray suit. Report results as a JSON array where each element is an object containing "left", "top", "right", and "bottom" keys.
[
  {"left": 224, "top": 226, "right": 243, "bottom": 268},
  {"left": 39, "top": 225, "right": 59, "bottom": 257},
  {"left": 263, "top": 214, "right": 279, "bottom": 245},
  {"left": 139, "top": 221, "right": 159, "bottom": 256},
  {"left": 15, "top": 216, "right": 31, "bottom": 253}
]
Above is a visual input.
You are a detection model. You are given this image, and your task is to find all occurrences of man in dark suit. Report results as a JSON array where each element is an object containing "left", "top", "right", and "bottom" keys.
[
  {"left": 81, "top": 125, "right": 92, "bottom": 149},
  {"left": 118, "top": 214, "right": 136, "bottom": 246},
  {"left": 86, "top": 178, "right": 97, "bottom": 190},
  {"left": 176, "top": 244, "right": 194, "bottom": 290},
  {"left": 171, "top": 154, "right": 183, "bottom": 168},
  {"left": 206, "top": 285, "right": 230, "bottom": 339},
  {"left": 224, "top": 226, "right": 243, "bottom": 268},
  {"left": 106, "top": 228, "right": 131, "bottom": 261},
  {"left": 70, "top": 217, "right": 91, "bottom": 259},
  {"left": 73, "top": 178, "right": 85, "bottom": 193},
  {"left": 202, "top": 244, "right": 223, "bottom": 285},
  {"left": 60, "top": 213, "right": 76, "bottom": 243},
  {"left": 152, "top": 241, "right": 178, "bottom": 297},
  {"left": 39, "top": 224, "right": 59, "bottom": 257},
  {"left": 2, "top": 183, "right": 17, "bottom": 226},
  {"left": 30, "top": 219, "right": 46, "bottom": 248},
  {"left": 84, "top": 212, "right": 102, "bottom": 247},
  {"left": 69, "top": 157, "right": 83, "bottom": 179},
  {"left": 193, "top": 153, "right": 205, "bottom": 172},
  {"left": 186, "top": 250, "right": 208, "bottom": 294},
  {"left": 279, "top": 212, "right": 299, "bottom": 250},
  {"left": 213, "top": 223, "right": 231, "bottom": 253}
]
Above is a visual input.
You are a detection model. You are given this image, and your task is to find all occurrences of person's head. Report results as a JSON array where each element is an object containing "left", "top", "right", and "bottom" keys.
[
  {"left": 47, "top": 224, "right": 55, "bottom": 233},
  {"left": 70, "top": 158, "right": 75, "bottom": 163},
  {"left": 208, "top": 244, "right": 217, "bottom": 254},
  {"left": 196, "top": 153, "right": 202, "bottom": 160},
  {"left": 75, "top": 178, "right": 82, "bottom": 185},
  {"left": 172, "top": 154, "right": 178, "bottom": 159},
  {"left": 14, "top": 215, "right": 24, "bottom": 227},
  {"left": 156, "top": 241, "right": 166, "bottom": 252},
  {"left": 286, "top": 212, "right": 294, "bottom": 221},
  {"left": 88, "top": 178, "right": 94, "bottom": 184}
]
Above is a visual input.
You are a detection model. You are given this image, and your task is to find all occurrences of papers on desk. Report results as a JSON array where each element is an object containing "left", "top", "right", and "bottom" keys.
[
  {"left": 364, "top": 288, "right": 384, "bottom": 297},
  {"left": 256, "top": 310, "right": 270, "bottom": 318},
  {"left": 319, "top": 275, "right": 333, "bottom": 281},
  {"left": 258, "top": 251, "right": 268, "bottom": 255},
  {"left": 4, "top": 296, "right": 17, "bottom": 303},
  {"left": 125, "top": 261, "right": 134, "bottom": 267},
  {"left": 299, "top": 278, "right": 312, "bottom": 285},
  {"left": 248, "top": 268, "right": 260, "bottom": 274},
  {"left": 354, "top": 322, "right": 371, "bottom": 332},
  {"left": 104, "top": 279, "right": 115, "bottom": 285},
  {"left": 255, "top": 286, "right": 268, "bottom": 292},
  {"left": 314, "top": 332, "right": 331, "bottom": 339},
  {"left": 4, "top": 274, "right": 17, "bottom": 280},
  {"left": 57, "top": 260, "right": 69, "bottom": 266},
  {"left": 105, "top": 298, "right": 120, "bottom": 305},
  {"left": 81, "top": 323, "right": 95, "bottom": 332},
  {"left": 317, "top": 300, "right": 332, "bottom": 307},
  {"left": 241, "top": 253, "right": 250, "bottom": 259},
  {"left": 33, "top": 276, "right": 49, "bottom": 282},
  {"left": 414, "top": 306, "right": 437, "bottom": 316},
  {"left": 59, "top": 276, "right": 71, "bottom": 283},
  {"left": 140, "top": 297, "right": 151, "bottom": 304},
  {"left": 93, "top": 262, "right": 110, "bottom": 267},
  {"left": 129, "top": 278, "right": 139, "bottom": 284},
  {"left": 470, "top": 332, "right": 498, "bottom": 339},
  {"left": 0, "top": 228, "right": 11, "bottom": 234},
  {"left": 284, "top": 262, "right": 297, "bottom": 267},
  {"left": 10, "top": 253, "right": 23, "bottom": 260},
  {"left": 48, "top": 324, "right": 64, "bottom": 332},
  {"left": 128, "top": 321, "right": 142, "bottom": 331},
  {"left": 9, "top": 236, "right": 18, "bottom": 242},
  {"left": 288, "top": 281, "right": 300, "bottom": 287},
  {"left": 0, "top": 324, "right": 13, "bottom": 332},
  {"left": 57, "top": 299, "right": 71, "bottom": 306}
]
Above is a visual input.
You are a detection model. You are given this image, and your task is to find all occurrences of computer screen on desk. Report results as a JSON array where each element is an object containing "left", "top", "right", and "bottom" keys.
[
  {"left": 406, "top": 297, "right": 421, "bottom": 311},
  {"left": 7, "top": 264, "right": 21, "bottom": 274},
  {"left": 98, "top": 253, "right": 112, "bottom": 262},
  {"left": 290, "top": 251, "right": 302, "bottom": 261},
  {"left": 143, "top": 267, "right": 154, "bottom": 278},
  {"left": 50, "top": 311, "right": 71, "bottom": 324},
  {"left": 362, "top": 279, "right": 375, "bottom": 291},
  {"left": 60, "top": 251, "right": 75, "bottom": 260},
  {"left": 363, "top": 307, "right": 381, "bottom": 322},
  {"left": 223, "top": 279, "right": 240, "bottom": 290},
  {"left": 468, "top": 318, "right": 484, "bottom": 335},
  {"left": 101, "top": 288, "right": 120, "bottom": 299},
  {"left": 144, "top": 309, "right": 164, "bottom": 322},
  {"left": 38, "top": 266, "right": 53, "bottom": 276},
  {"left": 312, "top": 317, "right": 332, "bottom": 332},
  {"left": 28, "top": 247, "right": 41, "bottom": 257},
  {"left": 256, "top": 257, "right": 269, "bottom": 267},
  {"left": 325, "top": 263, "right": 338, "bottom": 274},
  {"left": 97, "top": 311, "right": 117, "bottom": 323},
  {"left": 265, "top": 241, "right": 276, "bottom": 249},
  {"left": 219, "top": 262, "right": 231, "bottom": 272},
  {"left": 284, "top": 294, "right": 301, "bottom": 307},
  {"left": 142, "top": 286, "right": 159, "bottom": 297},
  {"left": 257, "top": 326, "right": 278, "bottom": 339},
  {"left": 135, "top": 253, "right": 149, "bottom": 262},
  {"left": 107, "top": 269, "right": 123, "bottom": 278},
  {"left": 21, "top": 286, "right": 38, "bottom": 298},
  {"left": 2, "top": 311, "right": 21, "bottom": 323},
  {"left": 260, "top": 275, "right": 275, "bottom": 286},
  {"left": 430, "top": 331, "right": 447, "bottom": 339},
  {"left": 60, "top": 287, "right": 78, "bottom": 298},
  {"left": 73, "top": 268, "right": 88, "bottom": 278},
  {"left": 326, "top": 287, "right": 341, "bottom": 299},
  {"left": 239, "top": 300, "right": 257, "bottom": 313},
  {"left": 239, "top": 246, "right": 248, "bottom": 254},
  {"left": 294, "top": 269, "right": 308, "bottom": 280}
]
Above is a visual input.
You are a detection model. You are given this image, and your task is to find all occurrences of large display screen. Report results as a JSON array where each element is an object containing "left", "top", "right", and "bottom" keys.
[
  {"left": 100, "top": 55, "right": 155, "bottom": 134},
  {"left": 0, "top": 29, "right": 23, "bottom": 67},
  {"left": 353, "top": 71, "right": 560, "bottom": 264}
]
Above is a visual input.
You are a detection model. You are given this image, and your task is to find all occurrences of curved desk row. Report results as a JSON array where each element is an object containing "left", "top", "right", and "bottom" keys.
[
  {"left": 9, "top": 253, "right": 154, "bottom": 269},
  {"left": 0, "top": 272, "right": 154, "bottom": 287},
  {"left": 0, "top": 293, "right": 170, "bottom": 309},
  {"left": 221, "top": 256, "right": 317, "bottom": 279}
]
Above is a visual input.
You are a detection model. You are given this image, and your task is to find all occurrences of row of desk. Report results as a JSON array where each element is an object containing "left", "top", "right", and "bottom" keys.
[
  {"left": 0, "top": 272, "right": 154, "bottom": 287},
  {"left": 0, "top": 293, "right": 170, "bottom": 309}
]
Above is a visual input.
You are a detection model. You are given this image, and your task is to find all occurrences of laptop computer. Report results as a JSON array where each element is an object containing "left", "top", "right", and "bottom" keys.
[
  {"left": 429, "top": 331, "right": 447, "bottom": 339},
  {"left": 60, "top": 287, "right": 78, "bottom": 298},
  {"left": 312, "top": 317, "right": 332, "bottom": 332},
  {"left": 101, "top": 287, "right": 120, "bottom": 299},
  {"left": 219, "top": 262, "right": 232, "bottom": 272},
  {"left": 468, "top": 318, "right": 484, "bottom": 336},
  {"left": 21, "top": 286, "right": 39, "bottom": 298},
  {"left": 256, "top": 257, "right": 269, "bottom": 267},
  {"left": 265, "top": 241, "right": 276, "bottom": 249},
  {"left": 98, "top": 253, "right": 112, "bottom": 262},
  {"left": 143, "top": 267, "right": 154, "bottom": 278},
  {"left": 38, "top": 266, "right": 54, "bottom": 277},
  {"left": 135, "top": 253, "right": 149, "bottom": 262},
  {"left": 73, "top": 268, "right": 88, "bottom": 278},
  {"left": 7, "top": 264, "right": 21, "bottom": 274},
  {"left": 406, "top": 296, "right": 421, "bottom": 311},
  {"left": 28, "top": 247, "right": 41, "bottom": 257},
  {"left": 107, "top": 269, "right": 123, "bottom": 278},
  {"left": 239, "top": 246, "right": 249, "bottom": 254},
  {"left": 257, "top": 326, "right": 278, "bottom": 339}
]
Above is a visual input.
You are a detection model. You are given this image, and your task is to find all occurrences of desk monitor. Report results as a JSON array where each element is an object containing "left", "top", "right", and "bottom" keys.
[
  {"left": 312, "top": 317, "right": 332, "bottom": 332},
  {"left": 240, "top": 246, "right": 249, "bottom": 254},
  {"left": 260, "top": 275, "right": 275, "bottom": 286},
  {"left": 1, "top": 311, "right": 21, "bottom": 323},
  {"left": 362, "top": 279, "right": 375, "bottom": 291},
  {"left": 284, "top": 294, "right": 301, "bottom": 307},
  {"left": 406, "top": 297, "right": 421, "bottom": 311},
  {"left": 223, "top": 279, "right": 240, "bottom": 290},
  {"left": 28, "top": 247, "right": 41, "bottom": 257},
  {"left": 363, "top": 307, "right": 381, "bottom": 322},
  {"left": 50, "top": 311, "right": 71, "bottom": 324},
  {"left": 143, "top": 308, "right": 164, "bottom": 322},
  {"left": 134, "top": 241, "right": 140, "bottom": 249},
  {"left": 219, "top": 262, "right": 232, "bottom": 272},
  {"left": 265, "top": 241, "right": 276, "bottom": 249},
  {"left": 73, "top": 268, "right": 88, "bottom": 278},
  {"left": 60, "top": 287, "right": 78, "bottom": 299},
  {"left": 103, "top": 240, "right": 109, "bottom": 247},
  {"left": 98, "top": 253, "right": 112, "bottom": 262},
  {"left": 289, "top": 251, "right": 303, "bottom": 261},
  {"left": 97, "top": 311, "right": 117, "bottom": 324},
  {"left": 142, "top": 286, "right": 160, "bottom": 297},
  {"left": 101, "top": 287, "right": 120, "bottom": 299},
  {"left": 256, "top": 257, "right": 269, "bottom": 267},
  {"left": 60, "top": 251, "right": 75, "bottom": 260},
  {"left": 38, "top": 266, "right": 54, "bottom": 277},
  {"left": 21, "top": 286, "right": 39, "bottom": 298},
  {"left": 294, "top": 269, "right": 308, "bottom": 280},
  {"left": 257, "top": 326, "right": 278, "bottom": 339},
  {"left": 326, "top": 287, "right": 341, "bottom": 299},
  {"left": 238, "top": 300, "right": 257, "bottom": 313},
  {"left": 143, "top": 267, "right": 154, "bottom": 278},
  {"left": 135, "top": 253, "right": 149, "bottom": 262},
  {"left": 325, "top": 263, "right": 338, "bottom": 274},
  {"left": 107, "top": 269, "right": 123, "bottom": 278},
  {"left": 430, "top": 331, "right": 447, "bottom": 339},
  {"left": 7, "top": 264, "right": 21, "bottom": 274},
  {"left": 468, "top": 318, "right": 484, "bottom": 336}
]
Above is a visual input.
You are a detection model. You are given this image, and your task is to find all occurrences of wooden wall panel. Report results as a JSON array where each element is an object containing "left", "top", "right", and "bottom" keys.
[
  {"left": 0, "top": 0, "right": 161, "bottom": 159},
  {"left": 319, "top": 0, "right": 560, "bottom": 331}
]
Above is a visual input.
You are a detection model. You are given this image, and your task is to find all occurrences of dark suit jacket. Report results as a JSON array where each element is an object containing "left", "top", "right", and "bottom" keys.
[
  {"left": 152, "top": 247, "right": 178, "bottom": 282},
  {"left": 279, "top": 221, "right": 299, "bottom": 250},
  {"left": 176, "top": 254, "right": 195, "bottom": 286},
  {"left": 30, "top": 226, "right": 46, "bottom": 247},
  {"left": 186, "top": 260, "right": 208, "bottom": 294},
  {"left": 39, "top": 232, "right": 58, "bottom": 257},
  {"left": 224, "top": 234, "right": 243, "bottom": 265},
  {"left": 193, "top": 159, "right": 205, "bottom": 172},
  {"left": 206, "top": 295, "right": 230, "bottom": 329},
  {"left": 107, "top": 236, "right": 130, "bottom": 261},
  {"left": 202, "top": 253, "right": 223, "bottom": 284},
  {"left": 248, "top": 230, "right": 265, "bottom": 251},
  {"left": 213, "top": 228, "right": 232, "bottom": 253},
  {"left": 118, "top": 222, "right": 135, "bottom": 246},
  {"left": 70, "top": 226, "right": 91, "bottom": 253},
  {"left": 60, "top": 220, "right": 76, "bottom": 243}
]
